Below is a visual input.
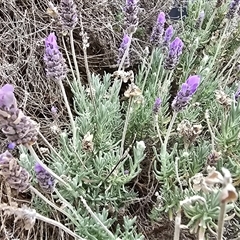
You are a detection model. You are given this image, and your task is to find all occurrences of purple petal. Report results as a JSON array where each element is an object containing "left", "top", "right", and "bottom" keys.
[
  {"left": 157, "top": 12, "right": 166, "bottom": 24},
  {"left": 186, "top": 75, "right": 201, "bottom": 94},
  {"left": 164, "top": 25, "right": 174, "bottom": 42}
]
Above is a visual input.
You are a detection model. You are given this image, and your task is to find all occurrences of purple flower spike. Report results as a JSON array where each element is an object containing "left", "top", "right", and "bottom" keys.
[
  {"left": 172, "top": 75, "right": 200, "bottom": 112},
  {"left": 150, "top": 11, "right": 166, "bottom": 46},
  {"left": 153, "top": 98, "right": 162, "bottom": 114},
  {"left": 0, "top": 84, "right": 16, "bottom": 110},
  {"left": 8, "top": 142, "right": 16, "bottom": 150},
  {"left": 163, "top": 25, "right": 174, "bottom": 47},
  {"left": 34, "top": 163, "right": 55, "bottom": 193},
  {"left": 117, "top": 34, "right": 131, "bottom": 67},
  {"left": 124, "top": 0, "right": 139, "bottom": 34},
  {"left": 164, "top": 37, "right": 184, "bottom": 70},
  {"left": 44, "top": 32, "right": 67, "bottom": 82},
  {"left": 227, "top": 0, "right": 240, "bottom": 19},
  {"left": 0, "top": 85, "right": 39, "bottom": 146}
]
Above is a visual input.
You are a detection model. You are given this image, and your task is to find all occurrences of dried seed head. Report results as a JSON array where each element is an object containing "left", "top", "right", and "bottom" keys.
[
  {"left": 112, "top": 70, "right": 134, "bottom": 83},
  {"left": 0, "top": 151, "right": 31, "bottom": 192},
  {"left": 191, "top": 173, "right": 212, "bottom": 193},
  {"left": 207, "top": 150, "right": 221, "bottom": 166},
  {"left": 215, "top": 90, "right": 232, "bottom": 108},
  {"left": 59, "top": 0, "right": 78, "bottom": 31},
  {"left": 82, "top": 132, "right": 94, "bottom": 152},
  {"left": 177, "top": 120, "right": 202, "bottom": 143},
  {"left": 123, "top": 0, "right": 139, "bottom": 34},
  {"left": 124, "top": 82, "right": 142, "bottom": 98},
  {"left": 221, "top": 183, "right": 238, "bottom": 203}
]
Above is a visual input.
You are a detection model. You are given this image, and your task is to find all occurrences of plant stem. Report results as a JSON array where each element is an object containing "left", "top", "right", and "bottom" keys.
[
  {"left": 141, "top": 50, "right": 154, "bottom": 92},
  {"left": 36, "top": 212, "right": 85, "bottom": 240},
  {"left": 38, "top": 131, "right": 65, "bottom": 164},
  {"left": 154, "top": 114, "right": 163, "bottom": 145},
  {"left": 205, "top": 110, "right": 215, "bottom": 152},
  {"left": 160, "top": 70, "right": 174, "bottom": 97},
  {"left": 80, "top": 196, "right": 116, "bottom": 240},
  {"left": 28, "top": 145, "right": 68, "bottom": 187},
  {"left": 70, "top": 29, "right": 81, "bottom": 85},
  {"left": 217, "top": 202, "right": 226, "bottom": 240},
  {"left": 162, "top": 111, "right": 178, "bottom": 156},
  {"left": 155, "top": 54, "right": 164, "bottom": 93},
  {"left": 30, "top": 186, "right": 78, "bottom": 226},
  {"left": 59, "top": 80, "right": 77, "bottom": 148},
  {"left": 79, "top": 15, "right": 97, "bottom": 113},
  {"left": 174, "top": 209, "right": 181, "bottom": 240},
  {"left": 62, "top": 36, "right": 76, "bottom": 84},
  {"left": 120, "top": 97, "right": 133, "bottom": 157},
  {"left": 209, "top": 23, "right": 229, "bottom": 70}
]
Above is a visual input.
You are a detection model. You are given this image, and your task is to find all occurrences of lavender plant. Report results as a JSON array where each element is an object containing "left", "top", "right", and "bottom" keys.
[{"left": 2, "top": 0, "right": 240, "bottom": 239}]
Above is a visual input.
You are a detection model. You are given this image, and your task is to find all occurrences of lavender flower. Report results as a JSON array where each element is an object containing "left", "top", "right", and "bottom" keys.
[
  {"left": 34, "top": 163, "right": 55, "bottom": 193},
  {"left": 163, "top": 25, "right": 174, "bottom": 48},
  {"left": 164, "top": 37, "right": 184, "bottom": 70},
  {"left": 226, "top": 0, "right": 240, "bottom": 19},
  {"left": 195, "top": 11, "right": 205, "bottom": 29},
  {"left": 0, "top": 84, "right": 39, "bottom": 145},
  {"left": 172, "top": 75, "right": 200, "bottom": 112},
  {"left": 235, "top": 88, "right": 240, "bottom": 101},
  {"left": 44, "top": 32, "right": 67, "bottom": 82},
  {"left": 150, "top": 12, "right": 166, "bottom": 46},
  {"left": 7, "top": 142, "right": 16, "bottom": 150},
  {"left": 124, "top": 0, "right": 139, "bottom": 34},
  {"left": 0, "top": 151, "right": 31, "bottom": 192},
  {"left": 51, "top": 106, "right": 58, "bottom": 115},
  {"left": 59, "top": 0, "right": 78, "bottom": 31},
  {"left": 153, "top": 98, "right": 162, "bottom": 114},
  {"left": 118, "top": 34, "right": 131, "bottom": 68}
]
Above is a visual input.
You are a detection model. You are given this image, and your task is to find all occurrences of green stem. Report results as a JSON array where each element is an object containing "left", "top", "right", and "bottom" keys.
[
  {"left": 155, "top": 54, "right": 164, "bottom": 93},
  {"left": 209, "top": 23, "right": 229, "bottom": 70},
  {"left": 79, "top": 15, "right": 97, "bottom": 113},
  {"left": 28, "top": 145, "right": 68, "bottom": 187},
  {"left": 160, "top": 70, "right": 174, "bottom": 97},
  {"left": 30, "top": 186, "right": 78, "bottom": 226},
  {"left": 162, "top": 111, "right": 178, "bottom": 156},
  {"left": 142, "top": 50, "right": 154, "bottom": 92},
  {"left": 154, "top": 114, "right": 163, "bottom": 145},
  {"left": 59, "top": 80, "right": 77, "bottom": 148},
  {"left": 80, "top": 196, "right": 115, "bottom": 240},
  {"left": 70, "top": 30, "right": 81, "bottom": 85},
  {"left": 38, "top": 131, "right": 65, "bottom": 164},
  {"left": 174, "top": 209, "right": 181, "bottom": 240},
  {"left": 120, "top": 97, "right": 133, "bottom": 157},
  {"left": 217, "top": 202, "right": 226, "bottom": 240},
  {"left": 62, "top": 36, "right": 76, "bottom": 84}
]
